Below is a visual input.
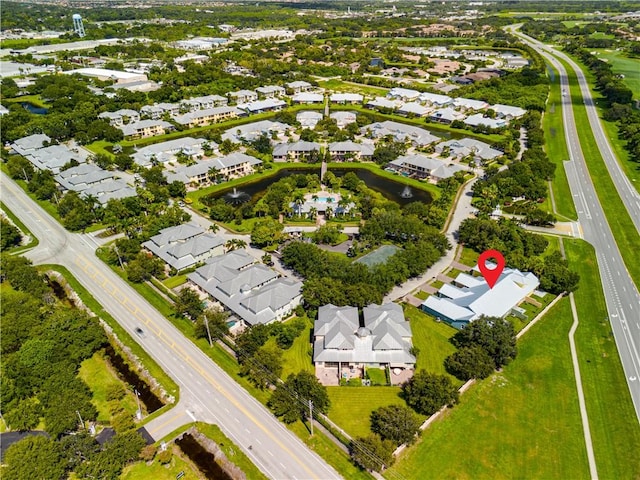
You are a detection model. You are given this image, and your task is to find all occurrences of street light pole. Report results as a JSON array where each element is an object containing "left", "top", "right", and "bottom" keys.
[
  {"left": 135, "top": 389, "right": 142, "bottom": 420},
  {"left": 309, "top": 400, "right": 314, "bottom": 436},
  {"left": 204, "top": 314, "right": 213, "bottom": 347}
]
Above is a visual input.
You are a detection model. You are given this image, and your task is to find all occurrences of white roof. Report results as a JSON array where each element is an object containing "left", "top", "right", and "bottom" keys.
[
  {"left": 388, "top": 87, "right": 421, "bottom": 100},
  {"left": 174, "top": 107, "right": 241, "bottom": 125},
  {"left": 330, "top": 93, "right": 363, "bottom": 103},
  {"left": 423, "top": 267, "right": 539, "bottom": 323},
  {"left": 237, "top": 98, "right": 287, "bottom": 112},
  {"left": 398, "top": 102, "right": 430, "bottom": 116},
  {"left": 64, "top": 67, "right": 143, "bottom": 80},
  {"left": 492, "top": 104, "right": 527, "bottom": 118},
  {"left": 361, "top": 120, "right": 439, "bottom": 146},
  {"left": 293, "top": 92, "right": 324, "bottom": 103},
  {"left": 366, "top": 97, "right": 399, "bottom": 109},
  {"left": 419, "top": 92, "right": 452, "bottom": 105},
  {"left": 453, "top": 97, "right": 489, "bottom": 110},
  {"left": 286, "top": 80, "right": 312, "bottom": 88},
  {"left": 463, "top": 113, "right": 507, "bottom": 129}
]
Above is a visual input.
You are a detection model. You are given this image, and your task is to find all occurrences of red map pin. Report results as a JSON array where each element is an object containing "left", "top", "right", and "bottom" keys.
[{"left": 478, "top": 249, "right": 505, "bottom": 289}]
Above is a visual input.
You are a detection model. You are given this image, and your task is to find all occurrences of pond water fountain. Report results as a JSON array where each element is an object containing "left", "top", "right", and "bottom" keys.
[
  {"left": 224, "top": 187, "right": 250, "bottom": 205},
  {"left": 400, "top": 185, "right": 413, "bottom": 199}
]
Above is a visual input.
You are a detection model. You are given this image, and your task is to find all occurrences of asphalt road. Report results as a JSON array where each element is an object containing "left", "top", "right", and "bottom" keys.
[
  {"left": 511, "top": 28, "right": 640, "bottom": 422},
  {"left": 1, "top": 172, "right": 341, "bottom": 480}
]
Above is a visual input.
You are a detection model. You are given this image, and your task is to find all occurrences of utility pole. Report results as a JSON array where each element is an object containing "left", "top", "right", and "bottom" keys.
[
  {"left": 114, "top": 245, "right": 124, "bottom": 270},
  {"left": 204, "top": 314, "right": 213, "bottom": 347},
  {"left": 309, "top": 400, "right": 314, "bottom": 436}
]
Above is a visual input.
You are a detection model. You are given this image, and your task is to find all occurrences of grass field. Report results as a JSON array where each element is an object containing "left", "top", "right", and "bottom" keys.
[
  {"left": 79, "top": 351, "right": 139, "bottom": 422},
  {"left": 162, "top": 274, "right": 188, "bottom": 289},
  {"left": 276, "top": 317, "right": 315, "bottom": 378},
  {"left": 565, "top": 239, "right": 640, "bottom": 479},
  {"left": 327, "top": 387, "right": 414, "bottom": 438},
  {"left": 316, "top": 78, "right": 389, "bottom": 97},
  {"left": 387, "top": 297, "right": 591, "bottom": 480},
  {"left": 542, "top": 63, "right": 577, "bottom": 220},
  {"left": 591, "top": 49, "right": 640, "bottom": 99},
  {"left": 404, "top": 305, "right": 458, "bottom": 377},
  {"left": 561, "top": 57, "right": 640, "bottom": 288}
]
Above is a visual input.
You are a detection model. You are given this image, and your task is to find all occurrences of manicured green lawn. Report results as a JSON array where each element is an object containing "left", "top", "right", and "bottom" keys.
[
  {"left": 404, "top": 305, "right": 457, "bottom": 377},
  {"left": 565, "top": 239, "right": 640, "bottom": 480},
  {"left": 413, "top": 290, "right": 428, "bottom": 300},
  {"left": 542, "top": 63, "right": 577, "bottom": 220},
  {"left": 79, "top": 351, "right": 139, "bottom": 422},
  {"left": 560, "top": 57, "right": 640, "bottom": 288},
  {"left": 5, "top": 94, "right": 50, "bottom": 108},
  {"left": 317, "top": 78, "right": 389, "bottom": 97},
  {"left": 387, "top": 297, "right": 590, "bottom": 480},
  {"left": 269, "top": 316, "right": 314, "bottom": 379},
  {"left": 327, "top": 386, "right": 414, "bottom": 438},
  {"left": 592, "top": 49, "right": 640, "bottom": 98},
  {"left": 162, "top": 274, "right": 188, "bottom": 289}
]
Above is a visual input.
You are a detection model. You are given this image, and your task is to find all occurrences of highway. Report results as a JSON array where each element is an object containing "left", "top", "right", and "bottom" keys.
[
  {"left": 510, "top": 28, "right": 640, "bottom": 422},
  {"left": 0, "top": 171, "right": 341, "bottom": 480}
]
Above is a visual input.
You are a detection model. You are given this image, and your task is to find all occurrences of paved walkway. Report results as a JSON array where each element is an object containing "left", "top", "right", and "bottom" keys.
[{"left": 384, "top": 176, "right": 477, "bottom": 302}]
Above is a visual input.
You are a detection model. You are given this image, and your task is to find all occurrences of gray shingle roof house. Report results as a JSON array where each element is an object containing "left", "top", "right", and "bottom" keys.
[
  {"left": 328, "top": 141, "right": 374, "bottom": 161},
  {"left": 10, "top": 134, "right": 51, "bottom": 155},
  {"left": 313, "top": 303, "right": 415, "bottom": 385},
  {"left": 25, "top": 144, "right": 89, "bottom": 173},
  {"left": 188, "top": 251, "right": 302, "bottom": 326},
  {"left": 388, "top": 153, "right": 464, "bottom": 180},
  {"left": 422, "top": 266, "right": 540, "bottom": 329},
  {"left": 272, "top": 141, "right": 321, "bottom": 162},
  {"left": 360, "top": 120, "right": 439, "bottom": 146},
  {"left": 142, "top": 223, "right": 225, "bottom": 271}
]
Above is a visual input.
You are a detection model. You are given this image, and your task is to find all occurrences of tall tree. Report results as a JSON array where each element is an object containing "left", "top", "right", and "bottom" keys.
[
  {"left": 268, "top": 371, "right": 330, "bottom": 423},
  {"left": 401, "top": 371, "right": 459, "bottom": 416},
  {"left": 350, "top": 434, "right": 395, "bottom": 472},
  {"left": 451, "top": 316, "right": 517, "bottom": 369},
  {"left": 370, "top": 405, "right": 422, "bottom": 445}
]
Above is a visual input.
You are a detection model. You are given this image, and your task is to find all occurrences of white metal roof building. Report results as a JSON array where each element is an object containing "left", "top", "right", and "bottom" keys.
[
  {"left": 422, "top": 267, "right": 540, "bottom": 329},
  {"left": 63, "top": 67, "right": 147, "bottom": 85}
]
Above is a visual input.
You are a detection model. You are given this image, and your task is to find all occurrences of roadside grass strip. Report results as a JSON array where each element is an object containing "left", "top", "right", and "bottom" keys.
[
  {"left": 560, "top": 57, "right": 640, "bottom": 288},
  {"left": 565, "top": 240, "right": 640, "bottom": 480},
  {"left": 543, "top": 64, "right": 577, "bottom": 220}
]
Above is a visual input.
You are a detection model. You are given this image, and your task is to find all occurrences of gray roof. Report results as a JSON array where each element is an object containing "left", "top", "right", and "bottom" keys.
[
  {"left": 389, "top": 154, "right": 445, "bottom": 172},
  {"left": 188, "top": 251, "right": 300, "bottom": 325},
  {"left": 273, "top": 141, "right": 320, "bottom": 157},
  {"left": 292, "top": 93, "right": 323, "bottom": 103},
  {"left": 173, "top": 106, "right": 241, "bottom": 125},
  {"left": 361, "top": 120, "right": 439, "bottom": 146},
  {"left": 11, "top": 134, "right": 51, "bottom": 154},
  {"left": 222, "top": 120, "right": 289, "bottom": 143},
  {"left": 120, "top": 120, "right": 172, "bottom": 137},
  {"left": 26, "top": 144, "right": 88, "bottom": 173},
  {"left": 256, "top": 85, "right": 285, "bottom": 95},
  {"left": 328, "top": 141, "right": 374, "bottom": 155},
  {"left": 237, "top": 98, "right": 287, "bottom": 113},
  {"left": 132, "top": 137, "right": 206, "bottom": 167},
  {"left": 437, "top": 138, "right": 503, "bottom": 160},
  {"left": 142, "top": 230, "right": 224, "bottom": 270},
  {"left": 56, "top": 163, "right": 114, "bottom": 190},
  {"left": 313, "top": 303, "right": 415, "bottom": 366}
]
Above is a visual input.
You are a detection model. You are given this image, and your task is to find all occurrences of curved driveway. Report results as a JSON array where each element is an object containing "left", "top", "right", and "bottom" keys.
[{"left": 1, "top": 171, "right": 341, "bottom": 480}]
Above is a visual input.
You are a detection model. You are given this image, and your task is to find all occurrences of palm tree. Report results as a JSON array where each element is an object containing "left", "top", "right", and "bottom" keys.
[
  {"left": 292, "top": 191, "right": 305, "bottom": 216},
  {"left": 309, "top": 206, "right": 317, "bottom": 220},
  {"left": 225, "top": 239, "right": 247, "bottom": 252},
  {"left": 208, "top": 166, "right": 218, "bottom": 184},
  {"left": 325, "top": 206, "right": 333, "bottom": 220},
  {"left": 209, "top": 223, "right": 220, "bottom": 234}
]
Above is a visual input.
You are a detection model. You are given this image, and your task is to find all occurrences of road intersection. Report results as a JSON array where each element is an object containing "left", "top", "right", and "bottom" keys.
[{"left": 1, "top": 171, "right": 341, "bottom": 480}]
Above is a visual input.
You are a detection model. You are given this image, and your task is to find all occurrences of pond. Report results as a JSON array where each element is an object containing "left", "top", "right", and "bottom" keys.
[
  {"left": 207, "top": 166, "right": 432, "bottom": 206},
  {"left": 21, "top": 102, "right": 48, "bottom": 115}
]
